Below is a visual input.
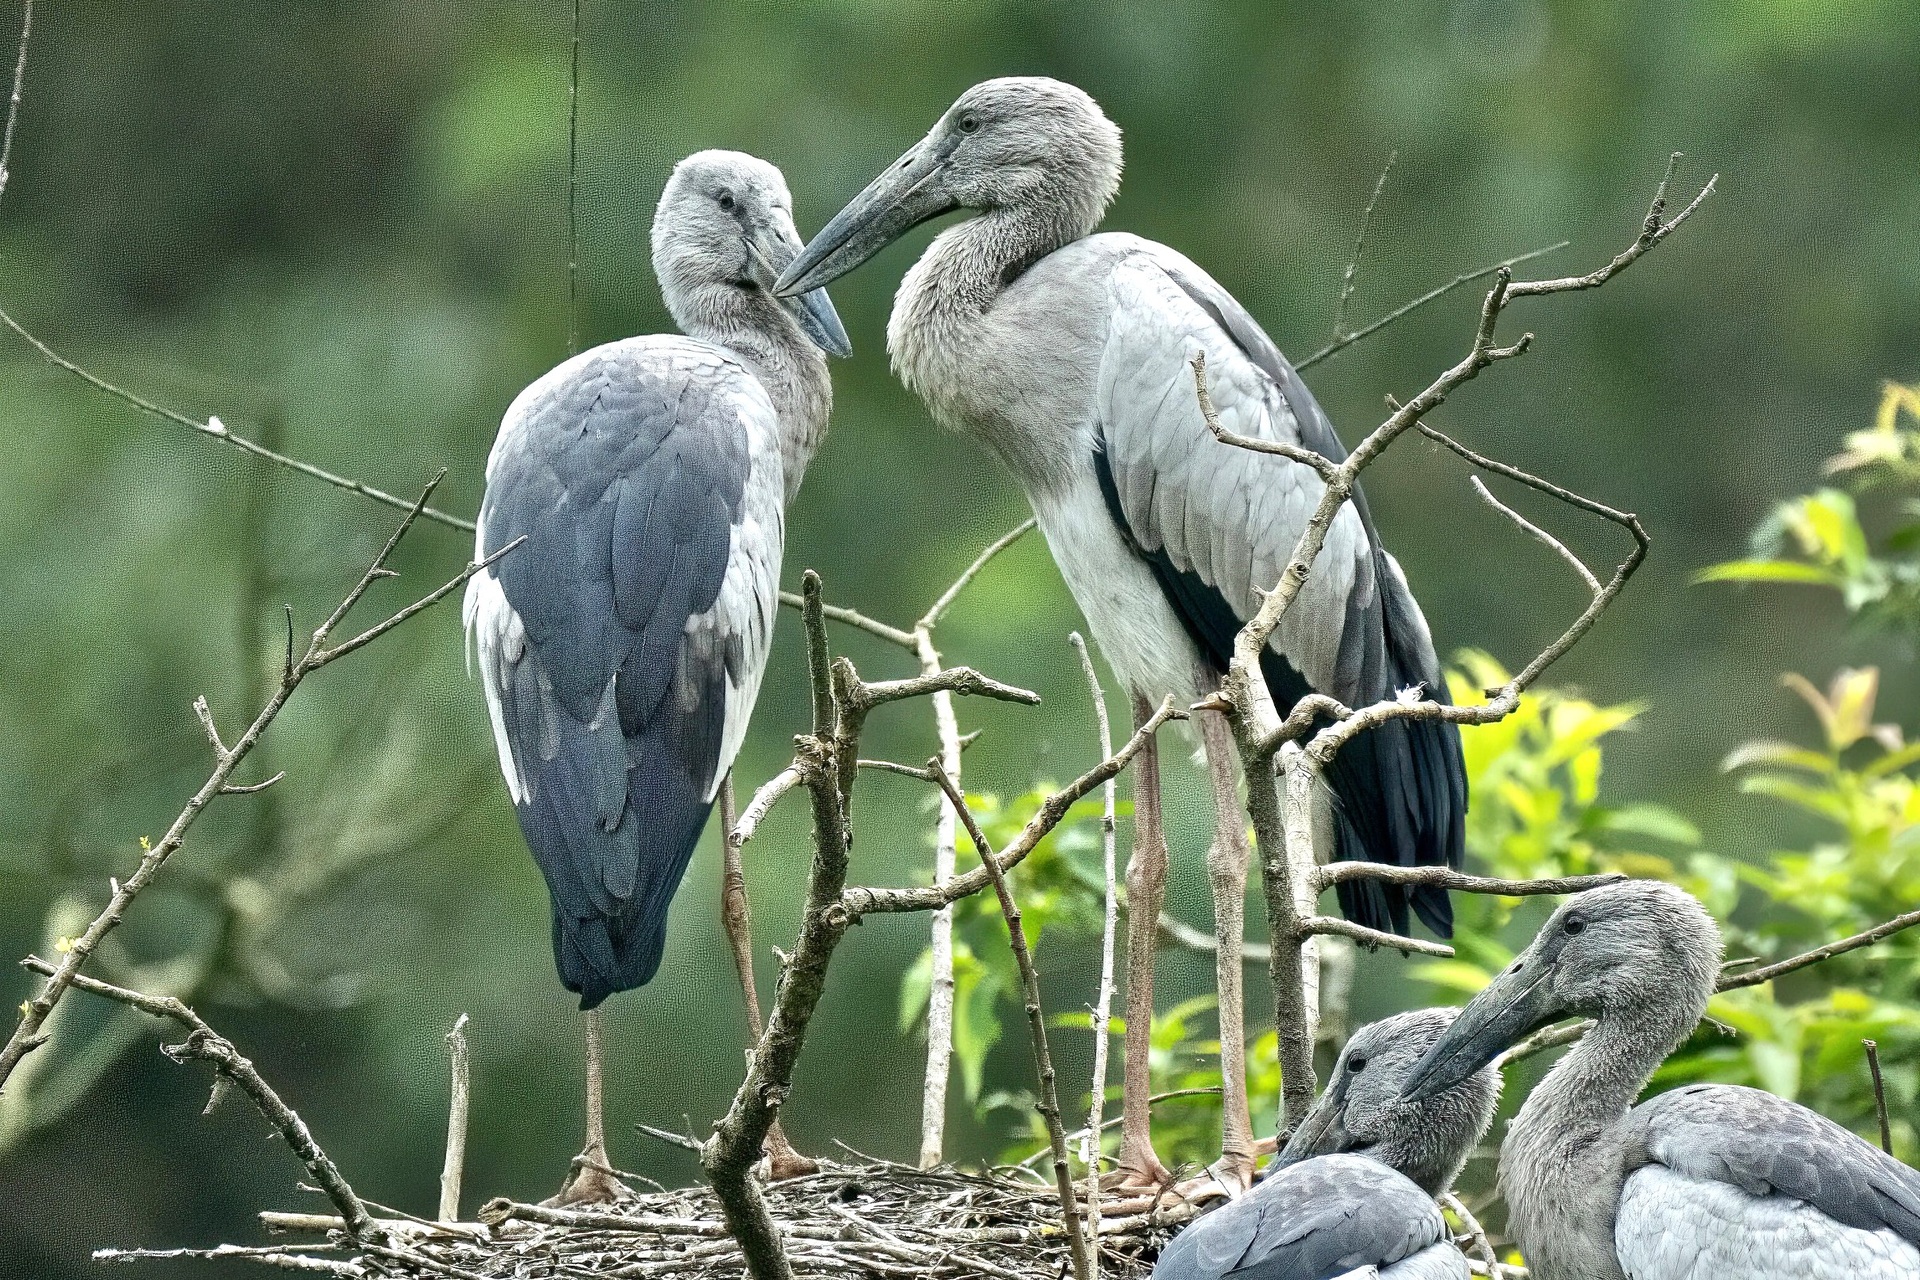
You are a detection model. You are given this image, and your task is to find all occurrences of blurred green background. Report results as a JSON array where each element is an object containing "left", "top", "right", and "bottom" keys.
[{"left": 2, "top": 1, "right": 1917, "bottom": 1274}]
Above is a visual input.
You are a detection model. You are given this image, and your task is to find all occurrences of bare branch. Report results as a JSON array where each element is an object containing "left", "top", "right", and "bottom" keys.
[
  {"left": 852, "top": 666, "right": 1041, "bottom": 711},
  {"left": 0, "top": 0, "right": 29, "bottom": 202},
  {"left": 1301, "top": 916, "right": 1454, "bottom": 957},
  {"left": 1297, "top": 239, "right": 1569, "bottom": 370},
  {"left": 730, "top": 765, "right": 805, "bottom": 851},
  {"left": 0, "top": 307, "right": 476, "bottom": 533},
  {"left": 95, "top": 1245, "right": 363, "bottom": 1276},
  {"left": 917, "top": 519, "right": 1037, "bottom": 631},
  {"left": 438, "top": 1014, "right": 470, "bottom": 1224},
  {"left": 1866, "top": 1039, "right": 1893, "bottom": 1155},
  {"left": 1442, "top": 1191, "right": 1498, "bottom": 1274},
  {"left": 928, "top": 765, "right": 1092, "bottom": 1280},
  {"left": 22, "top": 957, "right": 377, "bottom": 1241},
  {"left": 1193, "top": 352, "right": 1338, "bottom": 480},
  {"left": 1471, "top": 474, "right": 1599, "bottom": 593},
  {"left": 0, "top": 476, "right": 495, "bottom": 1093},
  {"left": 1313, "top": 864, "right": 1625, "bottom": 897},
  {"left": 1496, "top": 1019, "right": 1594, "bottom": 1070},
  {"left": 777, "top": 589, "right": 916, "bottom": 649},
  {"left": 1715, "top": 906, "right": 1920, "bottom": 992},
  {"left": 1071, "top": 632, "right": 1117, "bottom": 1266},
  {"left": 565, "top": 0, "right": 581, "bottom": 358},
  {"left": 1330, "top": 151, "right": 1397, "bottom": 346},
  {"left": 841, "top": 696, "right": 1181, "bottom": 918}
]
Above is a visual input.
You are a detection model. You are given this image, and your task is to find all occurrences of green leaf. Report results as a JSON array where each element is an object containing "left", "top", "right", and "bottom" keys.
[{"left": 1693, "top": 560, "right": 1842, "bottom": 586}]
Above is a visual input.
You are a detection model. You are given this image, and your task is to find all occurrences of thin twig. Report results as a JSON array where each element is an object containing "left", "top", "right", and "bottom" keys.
[
  {"left": 1070, "top": 633, "right": 1116, "bottom": 1274},
  {"left": 0, "top": 307, "right": 477, "bottom": 533},
  {"left": 1303, "top": 916, "right": 1453, "bottom": 956},
  {"left": 928, "top": 765, "right": 1091, "bottom": 1280},
  {"left": 1470, "top": 474, "right": 1600, "bottom": 592},
  {"left": 1330, "top": 151, "right": 1396, "bottom": 345},
  {"left": 95, "top": 1245, "right": 362, "bottom": 1276},
  {"left": 0, "top": 0, "right": 29, "bottom": 202},
  {"left": 1313, "top": 864, "right": 1624, "bottom": 896},
  {"left": 1297, "top": 239, "right": 1570, "bottom": 370},
  {"left": 22, "top": 958, "right": 377, "bottom": 1240},
  {"left": 841, "top": 698, "right": 1180, "bottom": 918},
  {"left": 0, "top": 476, "right": 502, "bottom": 1092},
  {"left": 1715, "top": 906, "right": 1920, "bottom": 991},
  {"left": 438, "top": 1014, "right": 470, "bottom": 1223},
  {"left": 1442, "top": 1191, "right": 1499, "bottom": 1273},
  {"left": 917, "top": 519, "right": 1037, "bottom": 631}
]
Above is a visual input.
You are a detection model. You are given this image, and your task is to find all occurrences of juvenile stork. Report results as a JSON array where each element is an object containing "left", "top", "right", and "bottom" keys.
[
  {"left": 777, "top": 77, "right": 1465, "bottom": 1190},
  {"left": 1402, "top": 880, "right": 1920, "bottom": 1279},
  {"left": 465, "top": 150, "right": 849, "bottom": 1204},
  {"left": 1155, "top": 1008, "right": 1502, "bottom": 1280}
]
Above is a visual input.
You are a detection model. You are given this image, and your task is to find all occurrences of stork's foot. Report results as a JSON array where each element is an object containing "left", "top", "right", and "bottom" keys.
[
  {"left": 1171, "top": 1151, "right": 1256, "bottom": 1205},
  {"left": 1101, "top": 1152, "right": 1175, "bottom": 1199},
  {"left": 542, "top": 1149, "right": 637, "bottom": 1208}
]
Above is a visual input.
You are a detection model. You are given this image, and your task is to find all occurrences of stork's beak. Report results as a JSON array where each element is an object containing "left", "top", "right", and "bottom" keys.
[
  {"left": 774, "top": 133, "right": 961, "bottom": 296},
  {"left": 1400, "top": 956, "right": 1562, "bottom": 1103},
  {"left": 750, "top": 215, "right": 853, "bottom": 358},
  {"left": 1270, "top": 1085, "right": 1354, "bottom": 1173}
]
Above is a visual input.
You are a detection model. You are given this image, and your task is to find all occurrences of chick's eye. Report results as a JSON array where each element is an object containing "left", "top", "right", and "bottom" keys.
[
  {"left": 1564, "top": 917, "right": 1586, "bottom": 935},
  {"left": 959, "top": 113, "right": 980, "bottom": 133},
  {"left": 717, "top": 192, "right": 736, "bottom": 211},
  {"left": 1347, "top": 1056, "right": 1367, "bottom": 1073}
]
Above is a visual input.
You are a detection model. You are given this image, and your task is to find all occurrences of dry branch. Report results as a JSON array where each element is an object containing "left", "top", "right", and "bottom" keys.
[
  {"left": 438, "top": 1014, "right": 470, "bottom": 1224},
  {"left": 930, "top": 764, "right": 1093, "bottom": 1280},
  {"left": 1072, "top": 631, "right": 1119, "bottom": 1271},
  {"left": 1208, "top": 157, "right": 1712, "bottom": 1135},
  {"left": 21, "top": 957, "right": 377, "bottom": 1241},
  {"left": 0, "top": 474, "right": 514, "bottom": 1092},
  {"left": 0, "top": 0, "right": 29, "bottom": 202}
]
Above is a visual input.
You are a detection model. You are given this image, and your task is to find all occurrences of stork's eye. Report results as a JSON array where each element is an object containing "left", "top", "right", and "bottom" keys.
[
  {"left": 1347, "top": 1056, "right": 1368, "bottom": 1073},
  {"left": 1564, "top": 917, "right": 1586, "bottom": 935},
  {"left": 958, "top": 113, "right": 981, "bottom": 133},
  {"left": 717, "top": 191, "right": 737, "bottom": 211}
]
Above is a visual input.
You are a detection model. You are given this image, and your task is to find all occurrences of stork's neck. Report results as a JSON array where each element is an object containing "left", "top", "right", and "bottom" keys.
[
  {"left": 678, "top": 283, "right": 831, "bottom": 505},
  {"left": 888, "top": 201, "right": 1086, "bottom": 421},
  {"left": 1500, "top": 999, "right": 1702, "bottom": 1280}
]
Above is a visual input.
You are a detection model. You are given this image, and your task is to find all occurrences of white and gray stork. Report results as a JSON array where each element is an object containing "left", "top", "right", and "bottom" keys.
[
  {"left": 1155, "top": 1007, "right": 1502, "bottom": 1280},
  {"left": 777, "top": 76, "right": 1466, "bottom": 1189},
  {"left": 1401, "top": 880, "right": 1920, "bottom": 1279},
  {"left": 464, "top": 150, "right": 848, "bottom": 1204}
]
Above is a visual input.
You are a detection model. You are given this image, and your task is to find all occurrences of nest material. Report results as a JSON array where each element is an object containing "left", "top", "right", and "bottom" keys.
[{"left": 246, "top": 1159, "right": 1183, "bottom": 1279}]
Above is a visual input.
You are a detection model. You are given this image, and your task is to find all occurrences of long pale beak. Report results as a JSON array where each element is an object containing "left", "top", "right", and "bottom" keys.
[
  {"left": 1270, "top": 1090, "right": 1351, "bottom": 1174},
  {"left": 749, "top": 225, "right": 853, "bottom": 358},
  {"left": 1400, "top": 958, "right": 1563, "bottom": 1103},
  {"left": 774, "top": 135, "right": 960, "bottom": 296}
]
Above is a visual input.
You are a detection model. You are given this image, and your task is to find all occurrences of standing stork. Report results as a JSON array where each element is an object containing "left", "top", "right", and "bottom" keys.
[
  {"left": 1402, "top": 880, "right": 1920, "bottom": 1279},
  {"left": 776, "top": 77, "right": 1466, "bottom": 1191},
  {"left": 1154, "top": 1008, "right": 1502, "bottom": 1280},
  {"left": 464, "top": 150, "right": 849, "bottom": 1204}
]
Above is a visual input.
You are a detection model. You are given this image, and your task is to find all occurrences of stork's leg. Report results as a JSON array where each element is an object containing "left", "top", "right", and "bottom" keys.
[
  {"left": 1113, "top": 693, "right": 1173, "bottom": 1193},
  {"left": 1199, "top": 710, "right": 1256, "bottom": 1194},
  {"left": 545, "top": 1007, "right": 634, "bottom": 1206},
  {"left": 717, "top": 774, "right": 816, "bottom": 1180}
]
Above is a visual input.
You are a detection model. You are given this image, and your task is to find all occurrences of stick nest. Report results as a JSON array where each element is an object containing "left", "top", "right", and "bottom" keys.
[{"left": 181, "top": 1159, "right": 1185, "bottom": 1279}]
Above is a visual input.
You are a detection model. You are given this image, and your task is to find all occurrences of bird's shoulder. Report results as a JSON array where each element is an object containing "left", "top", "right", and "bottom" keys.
[
  {"left": 1154, "top": 1154, "right": 1444, "bottom": 1280},
  {"left": 1630, "top": 1083, "right": 1920, "bottom": 1243}
]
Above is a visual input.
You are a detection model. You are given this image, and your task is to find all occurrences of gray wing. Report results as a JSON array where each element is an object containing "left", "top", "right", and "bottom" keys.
[
  {"left": 1152, "top": 1154, "right": 1448, "bottom": 1280},
  {"left": 1095, "top": 239, "right": 1466, "bottom": 937},
  {"left": 1628, "top": 1084, "right": 1920, "bottom": 1244},
  {"left": 464, "top": 336, "right": 783, "bottom": 1008}
]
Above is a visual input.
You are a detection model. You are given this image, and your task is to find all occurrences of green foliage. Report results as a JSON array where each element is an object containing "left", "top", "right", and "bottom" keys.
[{"left": 1698, "top": 383, "right": 1920, "bottom": 628}]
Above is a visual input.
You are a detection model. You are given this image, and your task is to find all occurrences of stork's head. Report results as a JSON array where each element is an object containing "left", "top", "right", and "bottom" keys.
[
  {"left": 775, "top": 77, "right": 1123, "bottom": 295},
  {"left": 653, "top": 150, "right": 851, "bottom": 357},
  {"left": 1399, "top": 881, "right": 1722, "bottom": 1103},
  {"left": 1271, "top": 1008, "right": 1501, "bottom": 1195}
]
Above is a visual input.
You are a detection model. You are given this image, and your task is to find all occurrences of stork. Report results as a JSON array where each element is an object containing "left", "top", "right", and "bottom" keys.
[
  {"left": 1155, "top": 1007, "right": 1501, "bottom": 1280},
  {"left": 464, "top": 150, "right": 849, "bottom": 1204},
  {"left": 776, "top": 77, "right": 1465, "bottom": 1190},
  {"left": 1401, "top": 880, "right": 1920, "bottom": 1279}
]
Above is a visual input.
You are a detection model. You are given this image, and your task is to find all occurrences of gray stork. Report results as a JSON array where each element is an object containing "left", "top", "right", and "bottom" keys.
[
  {"left": 776, "top": 76, "right": 1466, "bottom": 1189},
  {"left": 464, "top": 150, "right": 849, "bottom": 1204},
  {"left": 1401, "top": 880, "right": 1920, "bottom": 1279},
  {"left": 1154, "top": 1007, "right": 1502, "bottom": 1280}
]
